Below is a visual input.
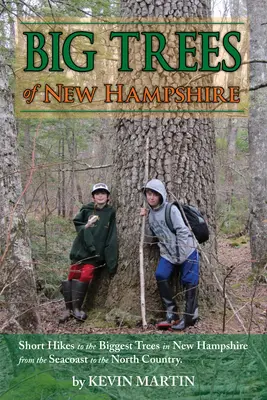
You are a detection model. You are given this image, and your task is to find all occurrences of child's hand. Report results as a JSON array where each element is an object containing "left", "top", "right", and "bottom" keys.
[
  {"left": 140, "top": 208, "right": 148, "bottom": 217},
  {"left": 85, "top": 215, "right": 99, "bottom": 228}
]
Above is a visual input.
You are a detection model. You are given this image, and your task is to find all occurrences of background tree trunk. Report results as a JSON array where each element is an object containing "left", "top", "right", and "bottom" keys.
[
  {"left": 57, "top": 138, "right": 62, "bottom": 216},
  {"left": 21, "top": 121, "right": 31, "bottom": 206},
  {"left": 226, "top": 118, "right": 237, "bottom": 205},
  {"left": 247, "top": 0, "right": 267, "bottom": 269},
  {"left": 61, "top": 134, "right": 66, "bottom": 218},
  {"left": 0, "top": 56, "right": 40, "bottom": 332},
  {"left": 67, "top": 129, "right": 76, "bottom": 219},
  {"left": 103, "top": 0, "right": 218, "bottom": 321}
]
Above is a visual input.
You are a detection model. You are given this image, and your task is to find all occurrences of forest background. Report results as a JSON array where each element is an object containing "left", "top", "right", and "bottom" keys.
[{"left": 0, "top": 0, "right": 266, "bottom": 335}]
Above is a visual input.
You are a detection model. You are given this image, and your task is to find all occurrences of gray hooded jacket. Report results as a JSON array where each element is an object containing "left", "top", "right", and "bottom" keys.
[{"left": 144, "top": 179, "right": 196, "bottom": 264}]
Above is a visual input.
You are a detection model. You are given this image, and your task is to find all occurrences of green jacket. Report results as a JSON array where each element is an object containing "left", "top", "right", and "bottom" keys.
[{"left": 69, "top": 202, "right": 118, "bottom": 273}]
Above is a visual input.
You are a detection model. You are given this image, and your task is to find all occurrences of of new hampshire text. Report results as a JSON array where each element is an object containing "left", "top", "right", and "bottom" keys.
[{"left": 23, "top": 84, "right": 240, "bottom": 105}]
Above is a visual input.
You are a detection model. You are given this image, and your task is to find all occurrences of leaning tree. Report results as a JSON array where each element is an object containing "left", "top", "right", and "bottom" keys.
[{"left": 0, "top": 56, "right": 40, "bottom": 332}]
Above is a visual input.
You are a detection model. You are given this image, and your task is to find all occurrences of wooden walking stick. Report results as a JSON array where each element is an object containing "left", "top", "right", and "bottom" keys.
[{"left": 139, "top": 136, "right": 149, "bottom": 329}]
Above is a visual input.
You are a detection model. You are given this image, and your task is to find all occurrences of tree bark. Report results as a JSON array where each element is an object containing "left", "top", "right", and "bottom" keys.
[
  {"left": 0, "top": 56, "right": 40, "bottom": 332},
  {"left": 67, "top": 128, "right": 76, "bottom": 219},
  {"left": 61, "top": 134, "right": 66, "bottom": 218},
  {"left": 75, "top": 173, "right": 84, "bottom": 204},
  {"left": 103, "top": 0, "right": 218, "bottom": 320},
  {"left": 226, "top": 118, "right": 237, "bottom": 205},
  {"left": 21, "top": 121, "right": 31, "bottom": 206},
  {"left": 247, "top": 0, "right": 267, "bottom": 269},
  {"left": 57, "top": 138, "right": 62, "bottom": 216}
]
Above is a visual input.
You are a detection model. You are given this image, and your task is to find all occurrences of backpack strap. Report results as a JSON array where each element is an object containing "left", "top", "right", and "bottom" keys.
[{"left": 165, "top": 202, "right": 176, "bottom": 234}]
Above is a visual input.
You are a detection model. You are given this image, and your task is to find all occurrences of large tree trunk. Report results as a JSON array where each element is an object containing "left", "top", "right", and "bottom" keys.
[
  {"left": 247, "top": 0, "right": 267, "bottom": 270},
  {"left": 0, "top": 57, "right": 40, "bottom": 332},
  {"left": 104, "top": 0, "right": 218, "bottom": 320}
]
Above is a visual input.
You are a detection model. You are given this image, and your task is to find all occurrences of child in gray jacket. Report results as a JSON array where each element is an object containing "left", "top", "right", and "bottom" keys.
[{"left": 141, "top": 179, "right": 199, "bottom": 330}]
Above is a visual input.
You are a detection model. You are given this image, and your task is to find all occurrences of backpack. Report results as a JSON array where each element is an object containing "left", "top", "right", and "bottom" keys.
[{"left": 165, "top": 201, "right": 209, "bottom": 244}]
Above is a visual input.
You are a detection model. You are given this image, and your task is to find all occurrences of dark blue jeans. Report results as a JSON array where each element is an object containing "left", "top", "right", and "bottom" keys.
[{"left": 155, "top": 250, "right": 199, "bottom": 286}]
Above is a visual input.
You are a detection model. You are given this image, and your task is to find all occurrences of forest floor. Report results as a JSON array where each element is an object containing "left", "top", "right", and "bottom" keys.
[
  {"left": 37, "top": 238, "right": 267, "bottom": 335},
  {"left": 1, "top": 238, "right": 267, "bottom": 334}
]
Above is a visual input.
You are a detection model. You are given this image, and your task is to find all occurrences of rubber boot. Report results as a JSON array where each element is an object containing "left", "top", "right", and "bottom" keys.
[
  {"left": 172, "top": 284, "right": 198, "bottom": 331},
  {"left": 59, "top": 280, "right": 73, "bottom": 323},
  {"left": 71, "top": 279, "right": 88, "bottom": 321},
  {"left": 156, "top": 280, "right": 179, "bottom": 329}
]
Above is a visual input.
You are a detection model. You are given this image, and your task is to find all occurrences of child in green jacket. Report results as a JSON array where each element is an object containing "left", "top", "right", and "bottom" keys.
[{"left": 59, "top": 183, "right": 118, "bottom": 323}]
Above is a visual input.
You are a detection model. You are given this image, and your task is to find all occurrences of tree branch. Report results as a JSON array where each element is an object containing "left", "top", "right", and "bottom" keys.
[
  {"left": 243, "top": 59, "right": 267, "bottom": 65},
  {"left": 250, "top": 82, "right": 267, "bottom": 91},
  {"left": 47, "top": 0, "right": 55, "bottom": 20},
  {"left": 61, "top": 163, "right": 113, "bottom": 172}
]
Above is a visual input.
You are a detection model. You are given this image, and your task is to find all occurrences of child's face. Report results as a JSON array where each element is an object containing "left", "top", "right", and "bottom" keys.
[
  {"left": 93, "top": 190, "right": 109, "bottom": 205},
  {"left": 146, "top": 189, "right": 161, "bottom": 207}
]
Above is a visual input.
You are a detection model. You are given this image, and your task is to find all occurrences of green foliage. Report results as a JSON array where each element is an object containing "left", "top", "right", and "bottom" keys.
[
  {"left": 229, "top": 236, "right": 249, "bottom": 247},
  {"left": 1, "top": 369, "right": 111, "bottom": 400},
  {"left": 105, "top": 308, "right": 141, "bottom": 328},
  {"left": 217, "top": 196, "right": 248, "bottom": 235},
  {"left": 29, "top": 216, "right": 75, "bottom": 298},
  {"left": 216, "top": 136, "right": 228, "bottom": 150},
  {"left": 18, "top": 118, "right": 95, "bottom": 154},
  {"left": 216, "top": 129, "right": 248, "bottom": 155},
  {"left": 236, "top": 129, "right": 249, "bottom": 153},
  {"left": 85, "top": 309, "right": 117, "bottom": 329}
]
